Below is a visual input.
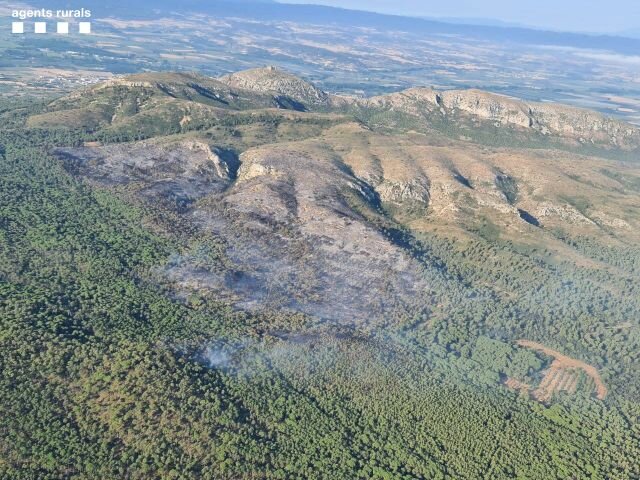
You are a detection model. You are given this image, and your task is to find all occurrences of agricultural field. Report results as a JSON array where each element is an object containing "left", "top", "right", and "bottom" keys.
[{"left": 509, "top": 341, "right": 608, "bottom": 402}]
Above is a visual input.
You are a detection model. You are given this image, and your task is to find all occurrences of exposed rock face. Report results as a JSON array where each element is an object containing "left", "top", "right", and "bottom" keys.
[
  {"left": 439, "top": 90, "right": 533, "bottom": 129},
  {"left": 375, "top": 179, "right": 430, "bottom": 206},
  {"left": 535, "top": 203, "right": 595, "bottom": 225},
  {"left": 330, "top": 81, "right": 639, "bottom": 149},
  {"left": 362, "top": 88, "right": 441, "bottom": 116},
  {"left": 528, "top": 103, "right": 638, "bottom": 146},
  {"left": 371, "top": 87, "right": 640, "bottom": 148},
  {"left": 236, "top": 160, "right": 283, "bottom": 183},
  {"left": 437, "top": 88, "right": 639, "bottom": 147},
  {"left": 219, "top": 67, "right": 330, "bottom": 106},
  {"left": 45, "top": 70, "right": 640, "bottom": 230},
  {"left": 180, "top": 140, "right": 237, "bottom": 179},
  {"left": 98, "top": 79, "right": 155, "bottom": 89}
]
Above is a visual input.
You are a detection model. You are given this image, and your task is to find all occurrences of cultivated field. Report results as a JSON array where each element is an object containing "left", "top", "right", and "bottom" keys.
[{"left": 517, "top": 340, "right": 608, "bottom": 401}]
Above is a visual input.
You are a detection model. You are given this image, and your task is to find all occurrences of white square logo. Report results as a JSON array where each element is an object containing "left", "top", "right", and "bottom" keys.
[
  {"left": 57, "top": 22, "right": 69, "bottom": 34},
  {"left": 11, "top": 22, "right": 24, "bottom": 34},
  {"left": 78, "top": 22, "right": 91, "bottom": 34},
  {"left": 34, "top": 22, "right": 47, "bottom": 34}
]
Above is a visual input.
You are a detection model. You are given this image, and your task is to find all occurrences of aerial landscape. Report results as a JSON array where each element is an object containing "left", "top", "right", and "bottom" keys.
[{"left": 0, "top": 0, "right": 639, "bottom": 478}]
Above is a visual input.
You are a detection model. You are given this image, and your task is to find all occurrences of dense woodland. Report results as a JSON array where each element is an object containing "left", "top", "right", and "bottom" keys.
[{"left": 1, "top": 96, "right": 639, "bottom": 479}]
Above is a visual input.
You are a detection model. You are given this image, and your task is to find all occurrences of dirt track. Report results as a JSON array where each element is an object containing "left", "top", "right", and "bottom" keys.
[{"left": 517, "top": 339, "right": 607, "bottom": 400}]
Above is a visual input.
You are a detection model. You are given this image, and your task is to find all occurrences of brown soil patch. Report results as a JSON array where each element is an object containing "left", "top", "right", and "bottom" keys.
[
  {"left": 503, "top": 377, "right": 531, "bottom": 397},
  {"left": 517, "top": 340, "right": 607, "bottom": 401}
]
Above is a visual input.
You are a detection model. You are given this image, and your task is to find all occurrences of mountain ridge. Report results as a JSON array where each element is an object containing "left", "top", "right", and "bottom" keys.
[{"left": 33, "top": 67, "right": 640, "bottom": 153}]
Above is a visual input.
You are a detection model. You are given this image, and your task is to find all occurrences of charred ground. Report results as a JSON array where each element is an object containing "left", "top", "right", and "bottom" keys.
[{"left": 1, "top": 68, "right": 639, "bottom": 478}]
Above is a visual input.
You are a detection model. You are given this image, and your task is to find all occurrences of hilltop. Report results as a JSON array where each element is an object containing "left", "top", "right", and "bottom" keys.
[
  {"left": 219, "top": 66, "right": 331, "bottom": 107},
  {"left": 26, "top": 67, "right": 640, "bottom": 156}
]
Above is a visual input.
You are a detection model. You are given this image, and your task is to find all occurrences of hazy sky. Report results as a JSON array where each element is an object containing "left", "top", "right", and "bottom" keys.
[{"left": 278, "top": 0, "right": 640, "bottom": 34}]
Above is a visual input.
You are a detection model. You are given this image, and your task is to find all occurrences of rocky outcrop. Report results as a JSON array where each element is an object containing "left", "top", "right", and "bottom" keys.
[
  {"left": 361, "top": 88, "right": 441, "bottom": 116},
  {"left": 376, "top": 178, "right": 430, "bottom": 206},
  {"left": 438, "top": 88, "right": 640, "bottom": 147},
  {"left": 237, "top": 153, "right": 284, "bottom": 182},
  {"left": 535, "top": 203, "right": 595, "bottom": 224},
  {"left": 343, "top": 82, "right": 640, "bottom": 148},
  {"left": 439, "top": 89, "right": 533, "bottom": 129},
  {"left": 528, "top": 103, "right": 638, "bottom": 146},
  {"left": 186, "top": 141, "right": 236, "bottom": 180},
  {"left": 219, "top": 66, "right": 330, "bottom": 106}
]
